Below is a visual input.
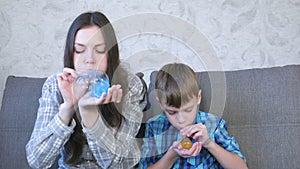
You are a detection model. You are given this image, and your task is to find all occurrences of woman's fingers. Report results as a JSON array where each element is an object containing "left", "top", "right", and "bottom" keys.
[
  {"left": 116, "top": 87, "right": 122, "bottom": 103},
  {"left": 78, "top": 84, "right": 123, "bottom": 108},
  {"left": 63, "top": 68, "right": 78, "bottom": 78},
  {"left": 103, "top": 84, "right": 122, "bottom": 104},
  {"left": 111, "top": 84, "right": 122, "bottom": 103},
  {"left": 58, "top": 68, "right": 77, "bottom": 84}
]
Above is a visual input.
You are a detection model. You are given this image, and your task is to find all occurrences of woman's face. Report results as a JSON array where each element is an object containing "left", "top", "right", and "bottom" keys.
[{"left": 73, "top": 25, "right": 108, "bottom": 73}]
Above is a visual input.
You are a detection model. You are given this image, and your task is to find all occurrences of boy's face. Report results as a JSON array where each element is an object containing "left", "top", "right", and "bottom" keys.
[{"left": 159, "top": 90, "right": 201, "bottom": 130}]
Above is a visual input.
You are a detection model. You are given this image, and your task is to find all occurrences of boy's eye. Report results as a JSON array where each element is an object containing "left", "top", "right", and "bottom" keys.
[
  {"left": 167, "top": 110, "right": 177, "bottom": 115},
  {"left": 185, "top": 108, "right": 193, "bottom": 112}
]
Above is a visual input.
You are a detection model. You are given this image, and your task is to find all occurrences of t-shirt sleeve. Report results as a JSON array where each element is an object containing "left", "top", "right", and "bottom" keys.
[
  {"left": 214, "top": 119, "right": 247, "bottom": 162},
  {"left": 139, "top": 121, "right": 164, "bottom": 169}
]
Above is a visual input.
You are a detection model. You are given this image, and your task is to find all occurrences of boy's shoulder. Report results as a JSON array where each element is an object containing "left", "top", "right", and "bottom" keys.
[
  {"left": 145, "top": 113, "right": 171, "bottom": 135},
  {"left": 147, "top": 113, "right": 168, "bottom": 124},
  {"left": 147, "top": 111, "right": 221, "bottom": 123},
  {"left": 197, "top": 111, "right": 221, "bottom": 121},
  {"left": 197, "top": 111, "right": 225, "bottom": 134}
]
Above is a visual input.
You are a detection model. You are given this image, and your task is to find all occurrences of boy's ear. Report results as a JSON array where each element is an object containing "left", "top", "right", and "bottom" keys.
[{"left": 197, "top": 89, "right": 202, "bottom": 104}]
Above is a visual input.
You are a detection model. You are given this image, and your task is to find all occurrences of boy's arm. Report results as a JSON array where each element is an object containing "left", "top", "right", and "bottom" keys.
[
  {"left": 207, "top": 119, "right": 248, "bottom": 169},
  {"left": 203, "top": 139, "right": 248, "bottom": 169},
  {"left": 140, "top": 120, "right": 180, "bottom": 169},
  {"left": 203, "top": 118, "right": 248, "bottom": 169},
  {"left": 146, "top": 146, "right": 178, "bottom": 169},
  {"left": 181, "top": 118, "right": 248, "bottom": 169}
]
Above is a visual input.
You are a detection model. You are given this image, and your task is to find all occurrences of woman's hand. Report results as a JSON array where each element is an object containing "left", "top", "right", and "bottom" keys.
[
  {"left": 57, "top": 68, "right": 88, "bottom": 125},
  {"left": 57, "top": 68, "right": 86, "bottom": 107},
  {"left": 180, "top": 124, "right": 211, "bottom": 148},
  {"left": 78, "top": 84, "right": 122, "bottom": 108},
  {"left": 78, "top": 84, "right": 123, "bottom": 128}
]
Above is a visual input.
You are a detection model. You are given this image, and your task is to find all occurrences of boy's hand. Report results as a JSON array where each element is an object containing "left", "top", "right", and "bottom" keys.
[
  {"left": 171, "top": 141, "right": 202, "bottom": 158},
  {"left": 180, "top": 123, "right": 211, "bottom": 148}
]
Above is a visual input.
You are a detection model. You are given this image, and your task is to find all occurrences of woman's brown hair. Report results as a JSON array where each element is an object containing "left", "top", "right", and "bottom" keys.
[{"left": 63, "top": 11, "right": 128, "bottom": 165}]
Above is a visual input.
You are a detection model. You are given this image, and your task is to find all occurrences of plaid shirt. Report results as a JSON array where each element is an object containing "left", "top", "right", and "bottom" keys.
[
  {"left": 139, "top": 111, "right": 246, "bottom": 169},
  {"left": 26, "top": 73, "right": 146, "bottom": 169}
]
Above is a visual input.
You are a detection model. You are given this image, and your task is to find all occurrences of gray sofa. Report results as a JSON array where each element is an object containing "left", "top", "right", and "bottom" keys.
[{"left": 0, "top": 65, "right": 299, "bottom": 169}]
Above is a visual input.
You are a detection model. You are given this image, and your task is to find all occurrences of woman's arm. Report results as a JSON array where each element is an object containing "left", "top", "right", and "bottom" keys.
[
  {"left": 25, "top": 75, "right": 76, "bottom": 169},
  {"left": 84, "top": 75, "right": 147, "bottom": 168}
]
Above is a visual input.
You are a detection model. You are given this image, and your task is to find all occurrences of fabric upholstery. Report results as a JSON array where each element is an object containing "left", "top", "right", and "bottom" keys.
[
  {"left": 0, "top": 76, "right": 59, "bottom": 169},
  {"left": 0, "top": 65, "right": 299, "bottom": 169}
]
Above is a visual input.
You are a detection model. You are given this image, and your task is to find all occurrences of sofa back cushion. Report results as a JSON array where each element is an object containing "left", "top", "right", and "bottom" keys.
[
  {"left": 0, "top": 76, "right": 59, "bottom": 169},
  {"left": 144, "top": 65, "right": 300, "bottom": 169}
]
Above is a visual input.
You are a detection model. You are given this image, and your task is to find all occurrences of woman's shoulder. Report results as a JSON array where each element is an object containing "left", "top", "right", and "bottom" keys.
[
  {"left": 40, "top": 73, "right": 63, "bottom": 103},
  {"left": 128, "top": 72, "right": 146, "bottom": 94}
]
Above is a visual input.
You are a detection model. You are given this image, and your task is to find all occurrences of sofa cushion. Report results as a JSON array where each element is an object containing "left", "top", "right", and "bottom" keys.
[
  {"left": 0, "top": 76, "right": 50, "bottom": 169},
  {"left": 144, "top": 65, "right": 300, "bottom": 169}
]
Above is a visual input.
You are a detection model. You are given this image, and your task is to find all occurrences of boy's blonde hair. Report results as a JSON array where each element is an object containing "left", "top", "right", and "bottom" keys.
[{"left": 155, "top": 63, "right": 199, "bottom": 108}]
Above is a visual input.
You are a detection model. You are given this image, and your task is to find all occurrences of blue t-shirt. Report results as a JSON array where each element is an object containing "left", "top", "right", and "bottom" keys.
[{"left": 139, "top": 111, "right": 246, "bottom": 169}]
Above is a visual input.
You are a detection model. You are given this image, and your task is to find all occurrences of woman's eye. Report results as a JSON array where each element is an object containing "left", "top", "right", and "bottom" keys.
[
  {"left": 95, "top": 46, "right": 106, "bottom": 54},
  {"left": 95, "top": 49, "right": 106, "bottom": 54},
  {"left": 75, "top": 50, "right": 84, "bottom": 54},
  {"left": 74, "top": 47, "right": 85, "bottom": 54}
]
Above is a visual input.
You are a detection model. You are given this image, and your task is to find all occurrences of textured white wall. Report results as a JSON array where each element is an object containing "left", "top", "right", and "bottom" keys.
[{"left": 1, "top": 0, "right": 300, "bottom": 106}]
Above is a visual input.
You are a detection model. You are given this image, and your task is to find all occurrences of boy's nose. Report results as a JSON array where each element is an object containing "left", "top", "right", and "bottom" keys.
[{"left": 176, "top": 113, "right": 185, "bottom": 124}]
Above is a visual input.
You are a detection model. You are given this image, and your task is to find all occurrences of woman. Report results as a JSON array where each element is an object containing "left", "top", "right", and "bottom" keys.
[{"left": 26, "top": 11, "right": 146, "bottom": 169}]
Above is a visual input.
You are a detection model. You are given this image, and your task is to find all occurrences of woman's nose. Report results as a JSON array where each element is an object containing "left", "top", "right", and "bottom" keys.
[{"left": 85, "top": 50, "right": 95, "bottom": 64}]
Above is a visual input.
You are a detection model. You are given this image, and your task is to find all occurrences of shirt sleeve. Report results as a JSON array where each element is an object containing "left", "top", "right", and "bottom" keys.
[
  {"left": 214, "top": 119, "right": 247, "bottom": 162},
  {"left": 25, "top": 75, "right": 76, "bottom": 169},
  {"left": 83, "top": 74, "right": 147, "bottom": 168},
  {"left": 139, "top": 119, "right": 167, "bottom": 169}
]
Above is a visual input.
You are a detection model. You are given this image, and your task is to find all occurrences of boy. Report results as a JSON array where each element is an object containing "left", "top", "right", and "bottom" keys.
[{"left": 139, "top": 63, "right": 247, "bottom": 169}]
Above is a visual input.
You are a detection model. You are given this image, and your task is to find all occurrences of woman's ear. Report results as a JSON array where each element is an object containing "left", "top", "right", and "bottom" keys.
[{"left": 197, "top": 89, "right": 202, "bottom": 104}]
